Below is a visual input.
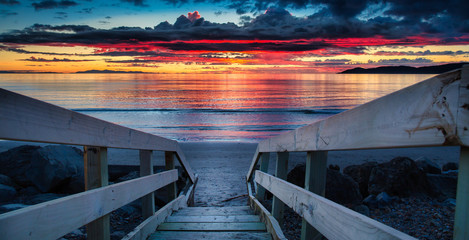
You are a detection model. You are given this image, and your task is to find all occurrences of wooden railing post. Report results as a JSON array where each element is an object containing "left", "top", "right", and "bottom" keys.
[
  {"left": 165, "top": 151, "right": 178, "bottom": 202},
  {"left": 84, "top": 146, "right": 110, "bottom": 240},
  {"left": 301, "top": 151, "right": 327, "bottom": 240},
  {"left": 140, "top": 150, "right": 155, "bottom": 219},
  {"left": 272, "top": 152, "right": 288, "bottom": 225},
  {"left": 256, "top": 152, "right": 270, "bottom": 200},
  {"left": 454, "top": 146, "right": 469, "bottom": 240}
]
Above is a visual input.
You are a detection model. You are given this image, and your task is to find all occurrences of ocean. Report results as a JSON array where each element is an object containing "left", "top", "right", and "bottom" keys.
[{"left": 0, "top": 73, "right": 434, "bottom": 142}]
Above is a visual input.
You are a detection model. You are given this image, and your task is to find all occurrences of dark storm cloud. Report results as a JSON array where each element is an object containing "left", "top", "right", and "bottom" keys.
[
  {"left": 0, "top": 0, "right": 20, "bottom": 5},
  {"left": 32, "top": 0, "right": 78, "bottom": 10},
  {"left": 22, "top": 56, "right": 94, "bottom": 61},
  {"left": 120, "top": 0, "right": 146, "bottom": 6},
  {"left": 0, "top": 7, "right": 468, "bottom": 53},
  {"left": 374, "top": 50, "right": 469, "bottom": 56},
  {"left": 371, "top": 58, "right": 434, "bottom": 65}
]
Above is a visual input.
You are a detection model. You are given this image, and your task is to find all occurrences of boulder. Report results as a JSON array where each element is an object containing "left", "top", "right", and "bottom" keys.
[
  {"left": 0, "top": 174, "right": 16, "bottom": 188},
  {"left": 343, "top": 162, "right": 378, "bottom": 197},
  {"left": 287, "top": 164, "right": 362, "bottom": 206},
  {"left": 0, "top": 145, "right": 84, "bottom": 193},
  {"left": 427, "top": 173, "right": 457, "bottom": 199},
  {"left": 326, "top": 169, "right": 362, "bottom": 205},
  {"left": 416, "top": 158, "right": 441, "bottom": 174},
  {"left": 368, "top": 157, "right": 434, "bottom": 197},
  {"left": 442, "top": 162, "right": 459, "bottom": 171},
  {"left": 0, "top": 184, "right": 16, "bottom": 202}
]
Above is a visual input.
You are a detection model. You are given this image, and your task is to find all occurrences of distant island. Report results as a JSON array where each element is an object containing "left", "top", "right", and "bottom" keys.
[
  {"left": 76, "top": 70, "right": 145, "bottom": 74},
  {"left": 339, "top": 63, "right": 467, "bottom": 74}
]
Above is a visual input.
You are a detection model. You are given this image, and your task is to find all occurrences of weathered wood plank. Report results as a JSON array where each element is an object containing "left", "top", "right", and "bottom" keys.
[
  {"left": 0, "top": 88, "right": 178, "bottom": 151},
  {"left": 258, "top": 69, "right": 462, "bottom": 152},
  {"left": 84, "top": 146, "right": 110, "bottom": 240},
  {"left": 272, "top": 152, "right": 288, "bottom": 225},
  {"left": 301, "top": 151, "right": 327, "bottom": 240},
  {"left": 246, "top": 146, "right": 261, "bottom": 181},
  {"left": 457, "top": 65, "right": 469, "bottom": 146},
  {"left": 0, "top": 170, "right": 178, "bottom": 240},
  {"left": 454, "top": 146, "right": 469, "bottom": 240},
  {"left": 149, "top": 231, "right": 272, "bottom": 240},
  {"left": 166, "top": 215, "right": 261, "bottom": 223},
  {"left": 255, "top": 171, "right": 416, "bottom": 240},
  {"left": 256, "top": 152, "right": 270, "bottom": 200},
  {"left": 175, "top": 145, "right": 196, "bottom": 183},
  {"left": 250, "top": 196, "right": 288, "bottom": 240},
  {"left": 157, "top": 222, "right": 267, "bottom": 231},
  {"left": 165, "top": 151, "right": 177, "bottom": 203},
  {"left": 140, "top": 150, "right": 155, "bottom": 219},
  {"left": 172, "top": 206, "right": 252, "bottom": 216},
  {"left": 122, "top": 195, "right": 187, "bottom": 240}
]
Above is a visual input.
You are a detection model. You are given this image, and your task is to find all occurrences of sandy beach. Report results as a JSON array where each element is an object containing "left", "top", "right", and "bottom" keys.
[{"left": 0, "top": 140, "right": 460, "bottom": 207}]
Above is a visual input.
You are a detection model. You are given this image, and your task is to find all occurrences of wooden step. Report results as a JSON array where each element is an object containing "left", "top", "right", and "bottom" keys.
[
  {"left": 172, "top": 206, "right": 253, "bottom": 216},
  {"left": 166, "top": 215, "right": 261, "bottom": 223},
  {"left": 149, "top": 231, "right": 273, "bottom": 240},
  {"left": 157, "top": 222, "right": 267, "bottom": 231}
]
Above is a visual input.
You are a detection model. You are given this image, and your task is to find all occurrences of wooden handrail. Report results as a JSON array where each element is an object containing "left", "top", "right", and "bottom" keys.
[
  {"left": 0, "top": 170, "right": 178, "bottom": 240},
  {"left": 247, "top": 66, "right": 469, "bottom": 239},
  {"left": 255, "top": 171, "right": 416, "bottom": 240},
  {"left": 0, "top": 88, "right": 196, "bottom": 183},
  {"left": 247, "top": 66, "right": 469, "bottom": 182},
  {"left": 257, "top": 67, "right": 467, "bottom": 153}
]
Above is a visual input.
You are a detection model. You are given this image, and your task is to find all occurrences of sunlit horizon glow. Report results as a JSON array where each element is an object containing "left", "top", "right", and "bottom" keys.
[{"left": 1, "top": 1, "right": 468, "bottom": 73}]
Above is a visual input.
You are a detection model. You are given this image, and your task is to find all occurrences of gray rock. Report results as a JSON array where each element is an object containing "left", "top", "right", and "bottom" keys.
[
  {"left": 287, "top": 164, "right": 362, "bottom": 206},
  {"left": 416, "top": 158, "right": 441, "bottom": 174},
  {"left": 26, "top": 193, "right": 65, "bottom": 205},
  {"left": 427, "top": 173, "right": 457, "bottom": 199},
  {"left": 363, "top": 194, "right": 377, "bottom": 207},
  {"left": 0, "top": 174, "right": 16, "bottom": 188},
  {"left": 353, "top": 204, "right": 370, "bottom": 216},
  {"left": 0, "top": 145, "right": 84, "bottom": 193},
  {"left": 368, "top": 157, "right": 434, "bottom": 197},
  {"left": 0, "top": 184, "right": 16, "bottom": 202},
  {"left": 442, "top": 162, "right": 459, "bottom": 171},
  {"left": 0, "top": 203, "right": 29, "bottom": 213},
  {"left": 376, "top": 192, "right": 393, "bottom": 206},
  {"left": 343, "top": 162, "right": 378, "bottom": 198}
]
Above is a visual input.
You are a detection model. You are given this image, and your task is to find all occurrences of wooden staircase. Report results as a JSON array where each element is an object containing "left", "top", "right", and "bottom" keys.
[{"left": 149, "top": 206, "right": 272, "bottom": 240}]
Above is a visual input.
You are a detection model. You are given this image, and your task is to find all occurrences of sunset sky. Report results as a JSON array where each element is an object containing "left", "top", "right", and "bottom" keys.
[{"left": 0, "top": 0, "right": 468, "bottom": 73}]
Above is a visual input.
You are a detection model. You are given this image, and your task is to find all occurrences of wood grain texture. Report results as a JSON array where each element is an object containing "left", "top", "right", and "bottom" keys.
[
  {"left": 250, "top": 196, "right": 287, "bottom": 240},
  {"left": 457, "top": 65, "right": 469, "bottom": 146},
  {"left": 157, "top": 222, "right": 267, "bottom": 231},
  {"left": 258, "top": 69, "right": 462, "bottom": 152},
  {"left": 0, "top": 88, "right": 178, "bottom": 151},
  {"left": 84, "top": 146, "right": 110, "bottom": 240},
  {"left": 301, "top": 151, "right": 327, "bottom": 240},
  {"left": 165, "top": 151, "right": 177, "bottom": 203},
  {"left": 172, "top": 206, "right": 252, "bottom": 216},
  {"left": 272, "top": 152, "right": 288, "bottom": 225},
  {"left": 149, "top": 231, "right": 272, "bottom": 240},
  {"left": 122, "top": 195, "right": 187, "bottom": 240},
  {"left": 140, "top": 150, "right": 155, "bottom": 219},
  {"left": 246, "top": 146, "right": 261, "bottom": 181},
  {"left": 454, "top": 146, "right": 469, "bottom": 240},
  {"left": 0, "top": 169, "right": 178, "bottom": 240},
  {"left": 175, "top": 145, "right": 196, "bottom": 183},
  {"left": 255, "top": 171, "right": 416, "bottom": 240},
  {"left": 166, "top": 215, "right": 261, "bottom": 223},
  {"left": 256, "top": 153, "right": 270, "bottom": 200}
]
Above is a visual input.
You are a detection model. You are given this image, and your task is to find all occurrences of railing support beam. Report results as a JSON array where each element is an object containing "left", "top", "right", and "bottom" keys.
[
  {"left": 84, "top": 146, "right": 110, "bottom": 240},
  {"left": 140, "top": 150, "right": 155, "bottom": 219},
  {"left": 165, "top": 151, "right": 178, "bottom": 203},
  {"left": 454, "top": 146, "right": 469, "bottom": 240},
  {"left": 301, "top": 151, "right": 327, "bottom": 240},
  {"left": 272, "top": 152, "right": 288, "bottom": 225},
  {"left": 256, "top": 153, "right": 270, "bottom": 200}
]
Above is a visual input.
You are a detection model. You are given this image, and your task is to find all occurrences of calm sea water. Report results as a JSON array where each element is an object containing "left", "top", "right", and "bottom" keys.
[{"left": 0, "top": 73, "right": 434, "bottom": 142}]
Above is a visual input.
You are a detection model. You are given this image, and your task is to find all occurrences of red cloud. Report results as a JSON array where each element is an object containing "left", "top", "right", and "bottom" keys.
[{"left": 187, "top": 11, "right": 201, "bottom": 22}]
